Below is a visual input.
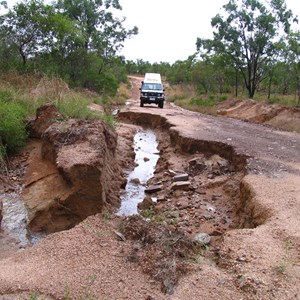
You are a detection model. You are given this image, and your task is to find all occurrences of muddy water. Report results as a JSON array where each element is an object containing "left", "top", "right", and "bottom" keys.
[
  {"left": 117, "top": 129, "right": 159, "bottom": 216},
  {"left": 1, "top": 190, "right": 29, "bottom": 247}
]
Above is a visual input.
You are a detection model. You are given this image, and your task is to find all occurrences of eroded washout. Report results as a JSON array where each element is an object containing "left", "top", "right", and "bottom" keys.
[
  {"left": 117, "top": 111, "right": 258, "bottom": 243},
  {"left": 1, "top": 111, "right": 258, "bottom": 251},
  {"left": 117, "top": 128, "right": 159, "bottom": 216}
]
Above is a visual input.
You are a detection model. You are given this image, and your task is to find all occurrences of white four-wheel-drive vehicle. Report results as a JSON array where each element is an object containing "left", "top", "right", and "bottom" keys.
[{"left": 139, "top": 73, "right": 165, "bottom": 108}]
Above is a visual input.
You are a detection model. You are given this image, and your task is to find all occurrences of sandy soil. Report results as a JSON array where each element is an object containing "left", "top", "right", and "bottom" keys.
[{"left": 0, "top": 76, "right": 300, "bottom": 299}]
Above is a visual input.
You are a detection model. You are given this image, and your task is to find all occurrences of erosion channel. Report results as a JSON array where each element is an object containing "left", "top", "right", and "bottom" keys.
[{"left": 0, "top": 77, "right": 300, "bottom": 300}]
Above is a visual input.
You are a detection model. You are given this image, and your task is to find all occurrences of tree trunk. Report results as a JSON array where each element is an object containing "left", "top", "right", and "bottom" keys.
[
  {"left": 268, "top": 72, "right": 273, "bottom": 101},
  {"left": 235, "top": 69, "right": 238, "bottom": 97},
  {"left": 19, "top": 45, "right": 26, "bottom": 66}
]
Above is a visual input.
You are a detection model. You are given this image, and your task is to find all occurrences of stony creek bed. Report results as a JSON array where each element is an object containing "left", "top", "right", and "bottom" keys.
[{"left": 117, "top": 128, "right": 159, "bottom": 216}]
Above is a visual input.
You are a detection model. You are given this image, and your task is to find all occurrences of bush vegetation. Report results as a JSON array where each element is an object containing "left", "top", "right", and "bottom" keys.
[{"left": 0, "top": 74, "right": 125, "bottom": 172}]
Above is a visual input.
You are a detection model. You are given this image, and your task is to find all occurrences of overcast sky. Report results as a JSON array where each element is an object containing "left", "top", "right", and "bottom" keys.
[
  {"left": 118, "top": 0, "right": 300, "bottom": 63},
  {"left": 2, "top": 0, "right": 300, "bottom": 64}
]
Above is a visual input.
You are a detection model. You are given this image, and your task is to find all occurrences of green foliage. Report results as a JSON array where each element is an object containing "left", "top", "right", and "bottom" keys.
[
  {"left": 0, "top": 0, "right": 79, "bottom": 68},
  {"left": 0, "top": 0, "right": 138, "bottom": 95},
  {"left": 219, "top": 95, "right": 228, "bottom": 101},
  {"left": 140, "top": 207, "right": 155, "bottom": 219},
  {"left": 190, "top": 97, "right": 217, "bottom": 107},
  {"left": 167, "top": 56, "right": 194, "bottom": 84},
  {"left": 0, "top": 94, "right": 28, "bottom": 154},
  {"left": 56, "top": 94, "right": 98, "bottom": 120},
  {"left": 55, "top": 92, "right": 117, "bottom": 128},
  {"left": 197, "top": 0, "right": 297, "bottom": 98},
  {"left": 0, "top": 143, "right": 7, "bottom": 172}
]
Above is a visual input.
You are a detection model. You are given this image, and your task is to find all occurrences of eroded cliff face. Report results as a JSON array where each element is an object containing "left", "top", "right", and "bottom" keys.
[{"left": 24, "top": 104, "right": 122, "bottom": 234}]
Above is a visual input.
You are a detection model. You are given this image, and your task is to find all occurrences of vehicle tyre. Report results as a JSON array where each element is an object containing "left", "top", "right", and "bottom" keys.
[
  {"left": 159, "top": 101, "right": 164, "bottom": 108},
  {"left": 140, "top": 100, "right": 144, "bottom": 107}
]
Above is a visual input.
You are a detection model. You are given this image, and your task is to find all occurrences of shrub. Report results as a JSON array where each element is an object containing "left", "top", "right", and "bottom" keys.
[
  {"left": 56, "top": 94, "right": 95, "bottom": 119},
  {"left": 189, "top": 98, "right": 216, "bottom": 107},
  {"left": 218, "top": 95, "right": 228, "bottom": 101},
  {"left": 0, "top": 100, "right": 28, "bottom": 154}
]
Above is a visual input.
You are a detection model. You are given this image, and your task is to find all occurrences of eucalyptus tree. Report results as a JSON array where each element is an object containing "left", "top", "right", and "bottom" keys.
[
  {"left": 0, "top": 0, "right": 79, "bottom": 68},
  {"left": 56, "top": 0, "right": 138, "bottom": 72},
  {"left": 197, "top": 0, "right": 297, "bottom": 98},
  {"left": 167, "top": 55, "right": 195, "bottom": 85},
  {"left": 51, "top": 0, "right": 138, "bottom": 92},
  {"left": 285, "top": 31, "right": 300, "bottom": 104}
]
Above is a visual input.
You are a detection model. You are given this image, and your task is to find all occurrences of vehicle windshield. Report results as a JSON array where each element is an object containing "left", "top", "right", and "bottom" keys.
[{"left": 142, "top": 83, "right": 162, "bottom": 91}]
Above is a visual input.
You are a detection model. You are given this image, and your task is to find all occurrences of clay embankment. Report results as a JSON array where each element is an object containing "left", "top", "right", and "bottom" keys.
[
  {"left": 217, "top": 98, "right": 300, "bottom": 133},
  {"left": 24, "top": 104, "right": 124, "bottom": 234}
]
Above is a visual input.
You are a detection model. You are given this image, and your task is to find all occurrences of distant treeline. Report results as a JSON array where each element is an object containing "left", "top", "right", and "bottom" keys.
[{"left": 0, "top": 0, "right": 299, "bottom": 102}]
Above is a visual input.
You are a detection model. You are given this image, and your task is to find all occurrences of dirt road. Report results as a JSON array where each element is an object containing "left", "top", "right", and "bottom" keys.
[
  {"left": 0, "top": 76, "right": 299, "bottom": 300},
  {"left": 118, "top": 76, "right": 300, "bottom": 299}
]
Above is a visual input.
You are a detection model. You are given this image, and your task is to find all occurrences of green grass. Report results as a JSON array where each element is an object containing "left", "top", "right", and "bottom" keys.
[
  {"left": 0, "top": 97, "right": 28, "bottom": 154},
  {"left": 0, "top": 75, "right": 121, "bottom": 173},
  {"left": 56, "top": 94, "right": 97, "bottom": 120},
  {"left": 189, "top": 97, "right": 217, "bottom": 107}
]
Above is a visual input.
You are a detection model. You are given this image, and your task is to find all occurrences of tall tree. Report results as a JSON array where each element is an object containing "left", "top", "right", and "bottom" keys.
[
  {"left": 285, "top": 31, "right": 300, "bottom": 104},
  {"left": 57, "top": 0, "right": 138, "bottom": 73},
  {"left": 197, "top": 0, "right": 297, "bottom": 98},
  {"left": 0, "top": 0, "right": 79, "bottom": 67}
]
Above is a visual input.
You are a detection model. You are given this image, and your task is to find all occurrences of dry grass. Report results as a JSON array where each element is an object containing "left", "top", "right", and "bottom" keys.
[
  {"left": 166, "top": 83, "right": 197, "bottom": 102},
  {"left": 167, "top": 82, "right": 299, "bottom": 114},
  {"left": 122, "top": 215, "right": 201, "bottom": 295},
  {"left": 117, "top": 82, "right": 132, "bottom": 102},
  {"left": 27, "top": 75, "right": 70, "bottom": 102},
  {"left": 0, "top": 71, "right": 41, "bottom": 89}
]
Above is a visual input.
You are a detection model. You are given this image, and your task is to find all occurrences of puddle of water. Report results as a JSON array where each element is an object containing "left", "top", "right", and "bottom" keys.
[
  {"left": 2, "top": 190, "right": 29, "bottom": 247},
  {"left": 117, "top": 129, "right": 159, "bottom": 216}
]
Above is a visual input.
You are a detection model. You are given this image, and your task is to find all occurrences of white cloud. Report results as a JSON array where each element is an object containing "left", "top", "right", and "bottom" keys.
[
  {"left": 2, "top": 0, "right": 300, "bottom": 63},
  {"left": 119, "top": 0, "right": 300, "bottom": 63}
]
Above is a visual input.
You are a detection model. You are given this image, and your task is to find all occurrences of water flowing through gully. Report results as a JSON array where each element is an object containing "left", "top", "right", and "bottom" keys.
[
  {"left": 2, "top": 189, "right": 29, "bottom": 247},
  {"left": 117, "top": 129, "right": 159, "bottom": 216}
]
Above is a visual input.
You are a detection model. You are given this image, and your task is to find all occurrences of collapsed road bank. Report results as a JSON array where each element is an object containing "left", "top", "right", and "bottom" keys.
[
  {"left": 116, "top": 77, "right": 300, "bottom": 299},
  {"left": 0, "top": 78, "right": 299, "bottom": 299}
]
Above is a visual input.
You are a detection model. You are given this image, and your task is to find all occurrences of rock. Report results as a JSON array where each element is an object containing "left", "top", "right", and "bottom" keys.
[
  {"left": 157, "top": 196, "right": 166, "bottom": 202},
  {"left": 171, "top": 181, "right": 191, "bottom": 191},
  {"left": 26, "top": 103, "right": 62, "bottom": 138},
  {"left": 188, "top": 157, "right": 206, "bottom": 175},
  {"left": 205, "top": 155, "right": 229, "bottom": 175},
  {"left": 172, "top": 173, "right": 189, "bottom": 182},
  {"left": 145, "top": 185, "right": 162, "bottom": 194},
  {"left": 111, "top": 109, "right": 120, "bottom": 116},
  {"left": 113, "top": 230, "right": 126, "bottom": 241},
  {"left": 163, "top": 278, "right": 175, "bottom": 295},
  {"left": 130, "top": 178, "right": 140, "bottom": 185},
  {"left": 168, "top": 169, "right": 177, "bottom": 176},
  {"left": 194, "top": 233, "right": 211, "bottom": 245},
  {"left": 88, "top": 103, "right": 105, "bottom": 114},
  {"left": 137, "top": 196, "right": 155, "bottom": 210},
  {"left": 120, "top": 178, "right": 127, "bottom": 189}
]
